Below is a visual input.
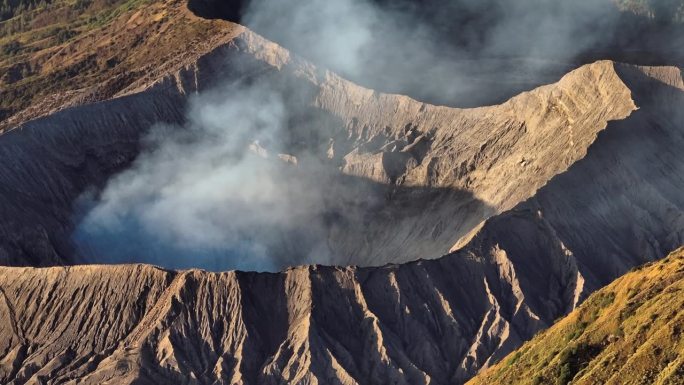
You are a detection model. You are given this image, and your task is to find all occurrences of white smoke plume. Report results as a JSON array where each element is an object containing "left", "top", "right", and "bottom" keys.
[
  {"left": 74, "top": 0, "right": 683, "bottom": 271},
  {"left": 74, "top": 80, "right": 342, "bottom": 271},
  {"left": 241, "top": 0, "right": 681, "bottom": 106}
]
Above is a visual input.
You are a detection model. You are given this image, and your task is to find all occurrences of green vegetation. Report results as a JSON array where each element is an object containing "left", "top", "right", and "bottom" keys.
[
  {"left": 0, "top": 0, "right": 154, "bottom": 121},
  {"left": 555, "top": 343, "right": 602, "bottom": 385},
  {"left": 0, "top": 0, "right": 233, "bottom": 125},
  {"left": 1, "top": 39, "right": 20, "bottom": 54},
  {"left": 1, "top": 0, "right": 54, "bottom": 22},
  {"left": 84, "top": 0, "right": 152, "bottom": 28},
  {"left": 55, "top": 26, "right": 76, "bottom": 42},
  {"left": 468, "top": 248, "right": 684, "bottom": 385},
  {"left": 505, "top": 351, "right": 523, "bottom": 367}
]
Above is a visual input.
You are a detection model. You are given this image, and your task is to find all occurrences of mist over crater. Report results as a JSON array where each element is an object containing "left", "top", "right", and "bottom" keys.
[
  {"left": 72, "top": 77, "right": 490, "bottom": 272},
  {"left": 191, "top": 0, "right": 684, "bottom": 107}
]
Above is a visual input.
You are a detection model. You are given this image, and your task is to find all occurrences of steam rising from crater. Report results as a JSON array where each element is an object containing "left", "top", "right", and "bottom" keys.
[
  {"left": 242, "top": 0, "right": 682, "bottom": 106},
  {"left": 73, "top": 0, "right": 683, "bottom": 271},
  {"left": 74, "top": 81, "right": 341, "bottom": 271}
]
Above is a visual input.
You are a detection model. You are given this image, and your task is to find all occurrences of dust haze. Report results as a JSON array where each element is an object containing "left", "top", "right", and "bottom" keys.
[
  {"left": 242, "top": 0, "right": 683, "bottom": 106},
  {"left": 74, "top": 80, "right": 347, "bottom": 271}
]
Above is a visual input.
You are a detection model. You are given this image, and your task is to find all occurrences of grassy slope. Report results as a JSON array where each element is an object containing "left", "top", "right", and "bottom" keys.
[
  {"left": 0, "top": 0, "right": 239, "bottom": 127},
  {"left": 467, "top": 248, "right": 684, "bottom": 385}
]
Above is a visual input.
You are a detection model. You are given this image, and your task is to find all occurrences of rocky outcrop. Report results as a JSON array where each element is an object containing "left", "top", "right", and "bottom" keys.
[{"left": 0, "top": 252, "right": 554, "bottom": 385}]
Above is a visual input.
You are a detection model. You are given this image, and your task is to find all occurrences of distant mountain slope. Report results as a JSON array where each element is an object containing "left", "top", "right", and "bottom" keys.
[
  {"left": 0, "top": 0, "right": 241, "bottom": 126},
  {"left": 188, "top": 0, "right": 684, "bottom": 107},
  {"left": 3, "top": 0, "right": 682, "bottom": 126},
  {"left": 467, "top": 247, "right": 684, "bottom": 385}
]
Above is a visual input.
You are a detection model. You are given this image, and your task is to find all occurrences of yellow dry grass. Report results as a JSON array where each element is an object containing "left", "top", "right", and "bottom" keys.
[
  {"left": 0, "top": 0, "right": 239, "bottom": 127},
  {"left": 468, "top": 248, "right": 684, "bottom": 385}
]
